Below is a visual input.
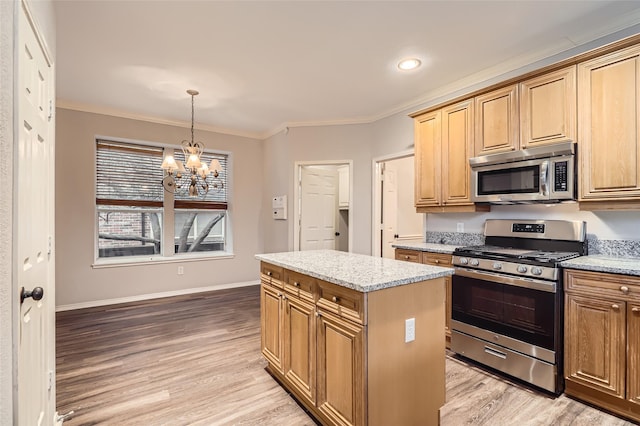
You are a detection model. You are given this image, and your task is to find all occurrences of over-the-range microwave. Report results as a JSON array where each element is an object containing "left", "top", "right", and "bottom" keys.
[{"left": 470, "top": 142, "right": 576, "bottom": 204}]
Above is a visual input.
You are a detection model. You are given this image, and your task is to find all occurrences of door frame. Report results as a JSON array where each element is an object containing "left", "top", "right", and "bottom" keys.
[
  {"left": 293, "top": 160, "right": 353, "bottom": 252},
  {"left": 371, "top": 150, "right": 422, "bottom": 257}
]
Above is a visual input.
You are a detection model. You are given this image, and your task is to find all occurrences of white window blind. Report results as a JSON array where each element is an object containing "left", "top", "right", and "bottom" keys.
[{"left": 96, "top": 140, "right": 164, "bottom": 207}]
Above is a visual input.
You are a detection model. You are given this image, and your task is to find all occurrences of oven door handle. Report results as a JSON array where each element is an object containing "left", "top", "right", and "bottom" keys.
[{"left": 454, "top": 267, "right": 557, "bottom": 293}]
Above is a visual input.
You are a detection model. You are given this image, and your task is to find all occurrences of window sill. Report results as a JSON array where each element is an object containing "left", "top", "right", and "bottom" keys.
[{"left": 92, "top": 252, "right": 235, "bottom": 269}]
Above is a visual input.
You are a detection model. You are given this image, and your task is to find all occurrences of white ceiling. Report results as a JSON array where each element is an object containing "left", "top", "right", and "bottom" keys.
[{"left": 54, "top": 1, "right": 640, "bottom": 139}]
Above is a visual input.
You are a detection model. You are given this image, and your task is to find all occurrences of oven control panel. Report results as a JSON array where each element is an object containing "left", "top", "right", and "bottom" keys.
[{"left": 512, "top": 223, "right": 545, "bottom": 233}]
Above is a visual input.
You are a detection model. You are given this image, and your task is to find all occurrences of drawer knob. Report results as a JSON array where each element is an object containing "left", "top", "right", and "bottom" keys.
[
  {"left": 632, "top": 307, "right": 640, "bottom": 313},
  {"left": 294, "top": 281, "right": 300, "bottom": 287},
  {"left": 332, "top": 296, "right": 339, "bottom": 303},
  {"left": 404, "top": 255, "right": 410, "bottom": 260},
  {"left": 435, "top": 259, "right": 440, "bottom": 264},
  {"left": 620, "top": 286, "right": 629, "bottom": 294},
  {"left": 612, "top": 304, "right": 620, "bottom": 310},
  {"left": 267, "top": 271, "right": 272, "bottom": 276}
]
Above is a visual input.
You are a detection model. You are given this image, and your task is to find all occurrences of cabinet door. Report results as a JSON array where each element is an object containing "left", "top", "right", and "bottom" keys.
[
  {"left": 629, "top": 302, "right": 640, "bottom": 407},
  {"left": 414, "top": 110, "right": 441, "bottom": 208},
  {"left": 565, "top": 293, "right": 626, "bottom": 398},
  {"left": 442, "top": 99, "right": 474, "bottom": 205},
  {"left": 475, "top": 85, "right": 519, "bottom": 155},
  {"left": 260, "top": 282, "right": 284, "bottom": 372},
  {"left": 283, "top": 295, "right": 316, "bottom": 405},
  {"left": 317, "top": 311, "right": 364, "bottom": 426},
  {"left": 520, "top": 66, "right": 576, "bottom": 148},
  {"left": 578, "top": 45, "right": 640, "bottom": 201}
]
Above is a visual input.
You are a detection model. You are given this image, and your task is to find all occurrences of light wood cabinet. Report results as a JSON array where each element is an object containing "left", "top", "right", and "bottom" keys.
[
  {"left": 564, "top": 269, "right": 640, "bottom": 423},
  {"left": 475, "top": 85, "right": 519, "bottom": 155},
  {"left": 395, "top": 248, "right": 453, "bottom": 349},
  {"left": 316, "top": 309, "right": 364, "bottom": 426},
  {"left": 520, "top": 66, "right": 576, "bottom": 148},
  {"left": 414, "top": 100, "right": 486, "bottom": 213},
  {"left": 578, "top": 45, "right": 640, "bottom": 208},
  {"left": 260, "top": 274, "right": 285, "bottom": 372},
  {"left": 260, "top": 261, "right": 446, "bottom": 426},
  {"left": 414, "top": 110, "right": 441, "bottom": 208}
]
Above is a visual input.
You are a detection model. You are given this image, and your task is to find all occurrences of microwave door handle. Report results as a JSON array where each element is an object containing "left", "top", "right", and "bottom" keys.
[{"left": 540, "top": 160, "right": 549, "bottom": 196}]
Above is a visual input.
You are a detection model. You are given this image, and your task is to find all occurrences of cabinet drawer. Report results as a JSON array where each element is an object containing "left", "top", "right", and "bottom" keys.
[
  {"left": 261, "top": 262, "right": 284, "bottom": 288},
  {"left": 395, "top": 249, "right": 422, "bottom": 263},
  {"left": 283, "top": 270, "right": 315, "bottom": 303},
  {"left": 565, "top": 269, "right": 640, "bottom": 301},
  {"left": 317, "top": 280, "right": 365, "bottom": 325},
  {"left": 423, "top": 252, "right": 452, "bottom": 266}
]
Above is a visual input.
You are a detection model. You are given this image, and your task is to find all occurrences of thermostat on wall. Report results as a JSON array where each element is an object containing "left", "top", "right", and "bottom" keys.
[{"left": 272, "top": 195, "right": 287, "bottom": 220}]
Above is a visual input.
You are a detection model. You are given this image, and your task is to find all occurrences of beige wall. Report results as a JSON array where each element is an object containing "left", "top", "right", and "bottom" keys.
[
  {"left": 262, "top": 124, "right": 373, "bottom": 254},
  {"left": 55, "top": 109, "right": 264, "bottom": 307}
]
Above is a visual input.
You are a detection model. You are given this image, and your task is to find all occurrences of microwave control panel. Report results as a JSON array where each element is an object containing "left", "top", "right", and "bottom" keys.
[{"left": 554, "top": 161, "right": 568, "bottom": 192}]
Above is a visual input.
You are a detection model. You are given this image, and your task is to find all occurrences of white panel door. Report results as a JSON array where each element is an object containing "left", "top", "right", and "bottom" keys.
[
  {"left": 382, "top": 156, "right": 423, "bottom": 258},
  {"left": 17, "top": 5, "right": 56, "bottom": 426},
  {"left": 300, "top": 167, "right": 338, "bottom": 250}
]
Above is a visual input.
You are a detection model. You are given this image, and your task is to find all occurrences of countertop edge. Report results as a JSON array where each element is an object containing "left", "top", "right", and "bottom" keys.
[
  {"left": 255, "top": 253, "right": 454, "bottom": 293},
  {"left": 561, "top": 256, "right": 640, "bottom": 277},
  {"left": 391, "top": 242, "right": 460, "bottom": 254}
]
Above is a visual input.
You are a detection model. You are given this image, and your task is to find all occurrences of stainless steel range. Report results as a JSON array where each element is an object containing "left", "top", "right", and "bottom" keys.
[{"left": 450, "top": 219, "right": 586, "bottom": 394}]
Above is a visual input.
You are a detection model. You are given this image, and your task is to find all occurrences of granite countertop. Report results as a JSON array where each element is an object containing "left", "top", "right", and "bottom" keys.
[
  {"left": 391, "top": 240, "right": 461, "bottom": 254},
  {"left": 255, "top": 249, "right": 454, "bottom": 292},
  {"left": 561, "top": 255, "right": 640, "bottom": 277}
]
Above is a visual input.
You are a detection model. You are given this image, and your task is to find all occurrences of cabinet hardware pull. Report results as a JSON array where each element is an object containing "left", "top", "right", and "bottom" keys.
[
  {"left": 315, "top": 311, "right": 321, "bottom": 317},
  {"left": 294, "top": 282, "right": 300, "bottom": 287},
  {"left": 632, "top": 307, "right": 639, "bottom": 313},
  {"left": 405, "top": 255, "right": 410, "bottom": 259},
  {"left": 612, "top": 304, "right": 620, "bottom": 310},
  {"left": 620, "top": 286, "right": 629, "bottom": 294},
  {"left": 332, "top": 296, "right": 339, "bottom": 303},
  {"left": 267, "top": 271, "right": 272, "bottom": 276},
  {"left": 435, "top": 259, "right": 440, "bottom": 264}
]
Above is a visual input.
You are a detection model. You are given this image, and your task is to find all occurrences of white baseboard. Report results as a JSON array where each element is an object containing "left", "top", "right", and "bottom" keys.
[{"left": 55, "top": 280, "right": 259, "bottom": 312}]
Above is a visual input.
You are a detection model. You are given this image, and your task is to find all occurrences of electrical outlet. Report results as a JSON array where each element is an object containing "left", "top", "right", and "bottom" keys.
[
  {"left": 177, "top": 266, "right": 184, "bottom": 275},
  {"left": 457, "top": 222, "right": 464, "bottom": 233},
  {"left": 405, "top": 318, "right": 415, "bottom": 343}
]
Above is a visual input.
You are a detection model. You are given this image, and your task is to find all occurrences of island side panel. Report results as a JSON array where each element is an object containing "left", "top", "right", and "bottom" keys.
[{"left": 366, "top": 278, "right": 446, "bottom": 426}]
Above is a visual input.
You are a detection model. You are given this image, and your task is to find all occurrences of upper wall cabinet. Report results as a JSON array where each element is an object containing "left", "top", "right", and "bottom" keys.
[
  {"left": 414, "top": 110, "right": 442, "bottom": 208},
  {"left": 578, "top": 45, "right": 640, "bottom": 209},
  {"left": 414, "top": 100, "right": 487, "bottom": 213},
  {"left": 475, "top": 85, "right": 519, "bottom": 155},
  {"left": 520, "top": 66, "right": 576, "bottom": 148}
]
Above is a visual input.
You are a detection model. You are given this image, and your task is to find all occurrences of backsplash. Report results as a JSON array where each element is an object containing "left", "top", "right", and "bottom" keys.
[
  {"left": 587, "top": 235, "right": 640, "bottom": 258},
  {"left": 425, "top": 231, "right": 484, "bottom": 246}
]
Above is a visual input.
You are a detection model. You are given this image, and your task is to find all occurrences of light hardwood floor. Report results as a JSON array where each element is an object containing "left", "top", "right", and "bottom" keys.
[{"left": 56, "top": 286, "right": 635, "bottom": 426}]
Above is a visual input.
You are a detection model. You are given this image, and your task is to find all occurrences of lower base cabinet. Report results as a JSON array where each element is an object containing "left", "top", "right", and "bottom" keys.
[
  {"left": 564, "top": 269, "right": 640, "bottom": 423},
  {"left": 396, "top": 248, "right": 453, "bottom": 348},
  {"left": 260, "top": 261, "right": 446, "bottom": 426}
]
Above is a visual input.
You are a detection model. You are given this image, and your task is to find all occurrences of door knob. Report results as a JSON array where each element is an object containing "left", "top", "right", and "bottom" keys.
[
  {"left": 394, "top": 234, "right": 399, "bottom": 239},
  {"left": 335, "top": 232, "right": 340, "bottom": 236},
  {"left": 20, "top": 286, "right": 44, "bottom": 304}
]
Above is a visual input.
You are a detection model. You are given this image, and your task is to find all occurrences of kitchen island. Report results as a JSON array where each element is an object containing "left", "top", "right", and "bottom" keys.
[{"left": 255, "top": 250, "right": 454, "bottom": 426}]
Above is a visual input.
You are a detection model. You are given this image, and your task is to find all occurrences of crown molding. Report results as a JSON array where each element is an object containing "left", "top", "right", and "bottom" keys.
[{"left": 56, "top": 99, "right": 263, "bottom": 140}]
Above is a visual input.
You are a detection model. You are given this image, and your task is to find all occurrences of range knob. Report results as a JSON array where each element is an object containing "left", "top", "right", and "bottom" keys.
[
  {"left": 459, "top": 257, "right": 469, "bottom": 265},
  {"left": 517, "top": 265, "right": 528, "bottom": 273},
  {"left": 531, "top": 267, "right": 543, "bottom": 276},
  {"left": 469, "top": 259, "right": 480, "bottom": 266},
  {"left": 493, "top": 262, "right": 502, "bottom": 270}
]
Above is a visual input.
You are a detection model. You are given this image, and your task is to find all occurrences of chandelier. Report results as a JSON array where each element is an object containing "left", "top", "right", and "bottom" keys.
[{"left": 161, "top": 89, "right": 223, "bottom": 197}]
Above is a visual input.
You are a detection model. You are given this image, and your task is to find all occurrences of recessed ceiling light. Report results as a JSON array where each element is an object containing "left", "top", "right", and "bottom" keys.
[{"left": 398, "top": 58, "right": 421, "bottom": 71}]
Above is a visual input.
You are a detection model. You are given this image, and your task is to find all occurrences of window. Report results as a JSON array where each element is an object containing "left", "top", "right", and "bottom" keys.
[{"left": 96, "top": 139, "right": 230, "bottom": 261}]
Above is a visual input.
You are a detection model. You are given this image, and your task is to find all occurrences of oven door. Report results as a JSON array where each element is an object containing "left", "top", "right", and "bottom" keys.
[{"left": 451, "top": 268, "right": 560, "bottom": 353}]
